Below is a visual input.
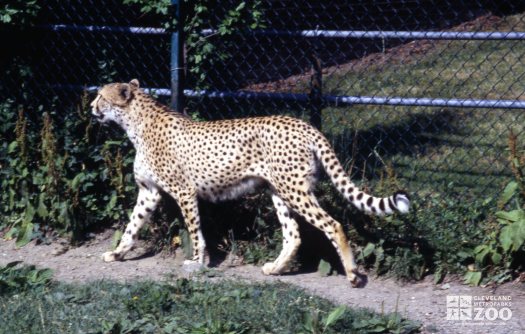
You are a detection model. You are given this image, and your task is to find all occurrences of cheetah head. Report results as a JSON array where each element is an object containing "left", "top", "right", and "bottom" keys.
[{"left": 91, "top": 79, "right": 140, "bottom": 124}]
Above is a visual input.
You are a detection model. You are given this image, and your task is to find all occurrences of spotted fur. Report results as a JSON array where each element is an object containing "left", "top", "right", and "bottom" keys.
[{"left": 91, "top": 79, "right": 410, "bottom": 286}]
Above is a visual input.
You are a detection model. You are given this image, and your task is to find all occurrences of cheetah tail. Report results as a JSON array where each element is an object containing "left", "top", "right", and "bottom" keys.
[{"left": 314, "top": 140, "right": 410, "bottom": 216}]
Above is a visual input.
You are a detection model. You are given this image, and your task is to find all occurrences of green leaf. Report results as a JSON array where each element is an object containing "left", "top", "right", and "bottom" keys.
[
  {"left": 16, "top": 220, "right": 33, "bottom": 248},
  {"left": 24, "top": 203, "right": 36, "bottom": 224},
  {"left": 317, "top": 259, "right": 332, "bottom": 277},
  {"left": 495, "top": 209, "right": 524, "bottom": 223},
  {"left": 499, "top": 225, "right": 513, "bottom": 252},
  {"left": 36, "top": 194, "right": 48, "bottom": 218},
  {"left": 111, "top": 230, "right": 123, "bottom": 250},
  {"left": 71, "top": 172, "right": 85, "bottom": 189},
  {"left": 235, "top": 2, "right": 246, "bottom": 11},
  {"left": 474, "top": 246, "right": 490, "bottom": 264},
  {"left": 33, "top": 268, "right": 53, "bottom": 284},
  {"left": 500, "top": 221, "right": 525, "bottom": 252},
  {"left": 464, "top": 271, "right": 482, "bottom": 286},
  {"left": 434, "top": 266, "right": 446, "bottom": 284},
  {"left": 362, "top": 242, "right": 375, "bottom": 258},
  {"left": 491, "top": 252, "right": 502, "bottom": 264},
  {"left": 457, "top": 251, "right": 472, "bottom": 260},
  {"left": 499, "top": 181, "right": 518, "bottom": 206},
  {"left": 7, "top": 141, "right": 17, "bottom": 153},
  {"left": 369, "top": 325, "right": 387, "bottom": 332},
  {"left": 323, "top": 306, "right": 346, "bottom": 329},
  {"left": 107, "top": 193, "right": 118, "bottom": 212}
]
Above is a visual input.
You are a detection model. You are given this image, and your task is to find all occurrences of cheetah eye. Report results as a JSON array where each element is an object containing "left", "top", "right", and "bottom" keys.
[{"left": 98, "top": 97, "right": 110, "bottom": 108}]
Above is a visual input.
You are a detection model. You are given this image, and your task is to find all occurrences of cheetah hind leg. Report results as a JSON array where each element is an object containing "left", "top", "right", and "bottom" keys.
[
  {"left": 279, "top": 191, "right": 363, "bottom": 287},
  {"left": 262, "top": 195, "right": 302, "bottom": 275}
]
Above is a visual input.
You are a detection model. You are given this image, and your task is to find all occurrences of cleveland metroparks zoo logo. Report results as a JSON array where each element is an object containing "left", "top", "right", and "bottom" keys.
[{"left": 446, "top": 295, "right": 512, "bottom": 322}]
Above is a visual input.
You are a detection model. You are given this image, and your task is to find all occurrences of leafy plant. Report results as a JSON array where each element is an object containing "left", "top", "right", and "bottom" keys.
[
  {"left": 122, "top": 0, "right": 265, "bottom": 89},
  {"left": 301, "top": 305, "right": 347, "bottom": 334},
  {"left": 462, "top": 133, "right": 525, "bottom": 285},
  {"left": 0, "top": 93, "right": 136, "bottom": 244},
  {"left": 0, "top": 0, "right": 40, "bottom": 25},
  {"left": 0, "top": 262, "right": 53, "bottom": 294}
]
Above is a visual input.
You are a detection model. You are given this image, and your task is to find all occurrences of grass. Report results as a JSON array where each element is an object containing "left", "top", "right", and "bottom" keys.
[
  {"left": 0, "top": 263, "right": 421, "bottom": 334},
  {"left": 315, "top": 13, "right": 525, "bottom": 197}
]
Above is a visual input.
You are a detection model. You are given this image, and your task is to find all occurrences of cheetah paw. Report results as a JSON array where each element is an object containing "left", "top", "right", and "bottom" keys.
[
  {"left": 182, "top": 259, "right": 203, "bottom": 273},
  {"left": 348, "top": 270, "right": 365, "bottom": 288},
  {"left": 101, "top": 251, "right": 122, "bottom": 262},
  {"left": 261, "top": 262, "right": 277, "bottom": 275}
]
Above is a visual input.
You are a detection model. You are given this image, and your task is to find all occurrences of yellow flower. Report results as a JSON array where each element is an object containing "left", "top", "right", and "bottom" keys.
[{"left": 172, "top": 235, "right": 182, "bottom": 248}]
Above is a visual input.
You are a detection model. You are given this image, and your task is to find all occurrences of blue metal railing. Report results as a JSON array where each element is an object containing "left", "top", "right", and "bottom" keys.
[
  {"left": 200, "top": 28, "right": 525, "bottom": 40},
  {"left": 41, "top": 23, "right": 525, "bottom": 110}
]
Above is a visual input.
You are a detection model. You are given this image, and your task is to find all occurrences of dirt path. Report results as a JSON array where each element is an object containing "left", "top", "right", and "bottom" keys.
[{"left": 1, "top": 235, "right": 523, "bottom": 334}]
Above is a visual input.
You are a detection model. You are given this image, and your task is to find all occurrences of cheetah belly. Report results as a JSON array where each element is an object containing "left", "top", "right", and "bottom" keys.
[{"left": 197, "top": 177, "right": 266, "bottom": 202}]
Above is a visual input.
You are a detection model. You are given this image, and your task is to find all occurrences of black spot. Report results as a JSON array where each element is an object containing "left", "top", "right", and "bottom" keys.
[
  {"left": 356, "top": 192, "right": 364, "bottom": 200},
  {"left": 366, "top": 197, "right": 373, "bottom": 207},
  {"left": 138, "top": 213, "right": 144, "bottom": 219}
]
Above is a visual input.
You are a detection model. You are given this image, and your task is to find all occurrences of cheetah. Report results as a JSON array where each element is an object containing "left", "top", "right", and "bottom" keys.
[{"left": 91, "top": 79, "right": 409, "bottom": 286}]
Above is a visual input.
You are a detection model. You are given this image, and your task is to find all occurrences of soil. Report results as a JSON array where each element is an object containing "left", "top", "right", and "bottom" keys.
[{"left": 1, "top": 233, "right": 523, "bottom": 334}]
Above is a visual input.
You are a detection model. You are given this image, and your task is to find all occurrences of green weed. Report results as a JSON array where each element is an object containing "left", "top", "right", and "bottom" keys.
[
  {"left": 462, "top": 131, "right": 525, "bottom": 285},
  {"left": 0, "top": 92, "right": 136, "bottom": 244},
  {"left": 0, "top": 265, "right": 420, "bottom": 334},
  {"left": 0, "top": 262, "right": 52, "bottom": 295}
]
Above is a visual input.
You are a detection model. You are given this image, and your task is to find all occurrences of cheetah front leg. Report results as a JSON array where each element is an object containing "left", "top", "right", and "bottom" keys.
[
  {"left": 262, "top": 194, "right": 302, "bottom": 275},
  {"left": 102, "top": 183, "right": 161, "bottom": 262}
]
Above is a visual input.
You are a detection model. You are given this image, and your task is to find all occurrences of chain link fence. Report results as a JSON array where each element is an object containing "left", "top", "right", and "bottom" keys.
[{"left": 3, "top": 0, "right": 525, "bottom": 199}]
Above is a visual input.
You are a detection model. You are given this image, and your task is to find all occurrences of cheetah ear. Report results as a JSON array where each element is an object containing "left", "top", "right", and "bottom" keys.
[
  {"left": 119, "top": 84, "right": 132, "bottom": 101},
  {"left": 129, "top": 79, "right": 140, "bottom": 88}
]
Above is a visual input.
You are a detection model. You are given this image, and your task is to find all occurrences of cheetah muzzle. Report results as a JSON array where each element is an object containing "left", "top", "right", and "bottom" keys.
[{"left": 91, "top": 79, "right": 410, "bottom": 287}]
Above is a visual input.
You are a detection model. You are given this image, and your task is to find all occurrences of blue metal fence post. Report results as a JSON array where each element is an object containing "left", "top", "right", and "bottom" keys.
[{"left": 171, "top": 0, "right": 184, "bottom": 113}]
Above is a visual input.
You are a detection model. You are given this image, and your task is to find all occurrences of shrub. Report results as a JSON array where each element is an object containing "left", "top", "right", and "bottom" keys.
[{"left": 0, "top": 94, "right": 137, "bottom": 244}]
